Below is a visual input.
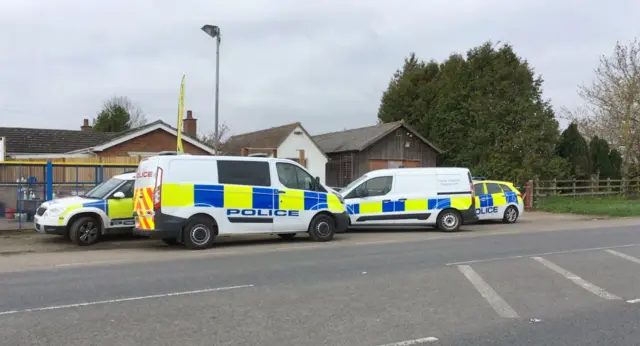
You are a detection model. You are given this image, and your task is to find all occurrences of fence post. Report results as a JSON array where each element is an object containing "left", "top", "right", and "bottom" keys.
[
  {"left": 45, "top": 160, "right": 53, "bottom": 201},
  {"left": 534, "top": 179, "right": 539, "bottom": 197},
  {"left": 525, "top": 180, "right": 533, "bottom": 210},
  {"left": 607, "top": 178, "right": 611, "bottom": 194},
  {"left": 553, "top": 178, "right": 557, "bottom": 196},
  {"left": 572, "top": 178, "right": 576, "bottom": 196}
]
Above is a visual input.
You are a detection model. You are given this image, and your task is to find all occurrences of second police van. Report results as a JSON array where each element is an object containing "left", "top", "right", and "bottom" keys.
[
  {"left": 132, "top": 154, "right": 350, "bottom": 249},
  {"left": 339, "top": 167, "right": 478, "bottom": 232}
]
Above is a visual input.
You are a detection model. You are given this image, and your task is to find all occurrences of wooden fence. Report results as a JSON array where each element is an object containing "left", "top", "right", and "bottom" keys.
[
  {"left": 0, "top": 157, "right": 141, "bottom": 184},
  {"left": 533, "top": 178, "right": 640, "bottom": 197}
]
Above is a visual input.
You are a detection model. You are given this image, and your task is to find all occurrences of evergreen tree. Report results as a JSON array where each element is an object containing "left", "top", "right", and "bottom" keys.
[
  {"left": 556, "top": 122, "right": 591, "bottom": 179},
  {"left": 589, "top": 136, "right": 613, "bottom": 178}
]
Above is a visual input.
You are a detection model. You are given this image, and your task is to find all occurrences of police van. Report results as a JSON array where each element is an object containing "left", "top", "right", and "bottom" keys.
[
  {"left": 132, "top": 154, "right": 349, "bottom": 249},
  {"left": 473, "top": 179, "right": 524, "bottom": 223},
  {"left": 339, "top": 167, "right": 477, "bottom": 232},
  {"left": 33, "top": 172, "right": 136, "bottom": 245}
]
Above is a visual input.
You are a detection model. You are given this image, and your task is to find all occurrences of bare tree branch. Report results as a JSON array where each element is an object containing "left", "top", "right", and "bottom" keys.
[
  {"left": 199, "top": 122, "right": 230, "bottom": 151},
  {"left": 104, "top": 96, "right": 148, "bottom": 128}
]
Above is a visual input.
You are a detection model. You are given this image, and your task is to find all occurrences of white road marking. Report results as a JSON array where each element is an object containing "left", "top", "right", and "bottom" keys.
[
  {"left": 531, "top": 257, "right": 621, "bottom": 300},
  {"left": 604, "top": 249, "right": 640, "bottom": 265},
  {"left": 446, "top": 243, "right": 640, "bottom": 266},
  {"left": 55, "top": 260, "right": 127, "bottom": 267},
  {"left": 457, "top": 265, "right": 519, "bottom": 318},
  {"left": 0, "top": 284, "right": 254, "bottom": 317},
  {"left": 378, "top": 336, "right": 439, "bottom": 345},
  {"left": 626, "top": 298, "right": 640, "bottom": 304}
]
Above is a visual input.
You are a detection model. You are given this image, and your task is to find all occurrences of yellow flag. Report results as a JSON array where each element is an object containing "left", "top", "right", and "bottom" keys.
[{"left": 176, "top": 75, "right": 186, "bottom": 153}]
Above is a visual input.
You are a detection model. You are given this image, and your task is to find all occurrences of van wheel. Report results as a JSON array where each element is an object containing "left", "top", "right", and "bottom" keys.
[
  {"left": 69, "top": 216, "right": 101, "bottom": 246},
  {"left": 308, "top": 214, "right": 335, "bottom": 242},
  {"left": 503, "top": 206, "right": 519, "bottom": 224},
  {"left": 183, "top": 217, "right": 216, "bottom": 250},
  {"left": 437, "top": 209, "right": 461, "bottom": 232},
  {"left": 278, "top": 233, "right": 296, "bottom": 240}
]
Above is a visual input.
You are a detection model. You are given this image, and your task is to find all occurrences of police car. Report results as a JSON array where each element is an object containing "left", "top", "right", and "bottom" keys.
[
  {"left": 472, "top": 179, "right": 524, "bottom": 223},
  {"left": 132, "top": 154, "right": 349, "bottom": 250},
  {"left": 33, "top": 172, "right": 136, "bottom": 245}
]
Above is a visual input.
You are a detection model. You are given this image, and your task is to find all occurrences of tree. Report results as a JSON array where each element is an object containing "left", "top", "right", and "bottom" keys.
[
  {"left": 93, "top": 96, "right": 147, "bottom": 132},
  {"left": 199, "top": 122, "right": 230, "bottom": 152},
  {"left": 609, "top": 148, "right": 623, "bottom": 179},
  {"left": 589, "top": 136, "right": 614, "bottom": 178},
  {"left": 377, "top": 41, "right": 568, "bottom": 181},
  {"left": 556, "top": 122, "right": 591, "bottom": 178},
  {"left": 564, "top": 38, "right": 640, "bottom": 178}
]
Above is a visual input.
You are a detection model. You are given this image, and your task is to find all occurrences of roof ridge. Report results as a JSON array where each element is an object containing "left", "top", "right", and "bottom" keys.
[
  {"left": 228, "top": 122, "right": 300, "bottom": 139},
  {"left": 312, "top": 120, "right": 401, "bottom": 138}
]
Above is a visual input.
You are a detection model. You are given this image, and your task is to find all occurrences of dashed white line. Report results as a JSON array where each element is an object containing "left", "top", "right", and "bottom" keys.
[
  {"left": 626, "top": 298, "right": 640, "bottom": 304},
  {"left": 531, "top": 257, "right": 621, "bottom": 300},
  {"left": 378, "top": 336, "right": 439, "bottom": 346},
  {"left": 457, "top": 265, "right": 519, "bottom": 318},
  {"left": 446, "top": 243, "right": 640, "bottom": 266},
  {"left": 604, "top": 249, "right": 640, "bottom": 265},
  {"left": 0, "top": 284, "right": 254, "bottom": 317}
]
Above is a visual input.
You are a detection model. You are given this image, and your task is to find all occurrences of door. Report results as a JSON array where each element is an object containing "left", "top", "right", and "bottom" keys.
[
  {"left": 344, "top": 175, "right": 395, "bottom": 226},
  {"left": 107, "top": 180, "right": 135, "bottom": 228},
  {"left": 477, "top": 182, "right": 506, "bottom": 220},
  {"left": 273, "top": 161, "right": 317, "bottom": 232}
]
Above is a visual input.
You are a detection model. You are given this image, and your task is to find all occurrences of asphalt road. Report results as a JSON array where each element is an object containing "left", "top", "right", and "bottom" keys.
[{"left": 2, "top": 224, "right": 640, "bottom": 345}]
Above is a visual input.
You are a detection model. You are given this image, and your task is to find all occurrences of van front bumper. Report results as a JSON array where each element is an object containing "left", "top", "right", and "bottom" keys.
[
  {"left": 33, "top": 215, "right": 67, "bottom": 235},
  {"left": 334, "top": 211, "right": 349, "bottom": 233}
]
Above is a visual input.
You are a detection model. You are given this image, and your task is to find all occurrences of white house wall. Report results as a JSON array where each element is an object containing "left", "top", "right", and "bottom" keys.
[{"left": 277, "top": 126, "right": 327, "bottom": 184}]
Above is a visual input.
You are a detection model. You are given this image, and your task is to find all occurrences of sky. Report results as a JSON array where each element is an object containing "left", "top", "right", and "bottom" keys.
[{"left": 1, "top": 0, "right": 639, "bottom": 139}]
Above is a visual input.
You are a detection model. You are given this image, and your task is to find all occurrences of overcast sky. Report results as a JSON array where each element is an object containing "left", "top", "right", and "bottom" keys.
[{"left": 1, "top": 0, "right": 638, "bottom": 138}]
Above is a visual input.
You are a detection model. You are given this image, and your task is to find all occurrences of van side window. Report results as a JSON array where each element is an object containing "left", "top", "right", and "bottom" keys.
[
  {"left": 276, "top": 162, "right": 315, "bottom": 191},
  {"left": 346, "top": 176, "right": 392, "bottom": 198},
  {"left": 500, "top": 184, "right": 513, "bottom": 192},
  {"left": 217, "top": 160, "right": 271, "bottom": 187},
  {"left": 112, "top": 180, "right": 134, "bottom": 198},
  {"left": 486, "top": 183, "right": 503, "bottom": 194},
  {"left": 473, "top": 183, "right": 485, "bottom": 196}
]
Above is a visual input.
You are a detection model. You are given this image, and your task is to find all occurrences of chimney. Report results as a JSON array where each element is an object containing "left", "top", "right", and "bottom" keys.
[
  {"left": 80, "top": 118, "right": 92, "bottom": 132},
  {"left": 183, "top": 110, "right": 197, "bottom": 137}
]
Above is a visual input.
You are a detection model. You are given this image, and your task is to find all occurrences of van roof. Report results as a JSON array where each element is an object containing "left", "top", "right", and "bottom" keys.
[
  {"left": 366, "top": 167, "right": 470, "bottom": 177},
  {"left": 146, "top": 154, "right": 305, "bottom": 166}
]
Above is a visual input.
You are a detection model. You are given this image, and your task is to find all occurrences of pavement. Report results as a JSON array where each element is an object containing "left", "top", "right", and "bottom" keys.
[{"left": 1, "top": 213, "right": 640, "bottom": 345}]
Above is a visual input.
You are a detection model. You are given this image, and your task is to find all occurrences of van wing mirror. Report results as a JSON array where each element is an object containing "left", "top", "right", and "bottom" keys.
[
  {"left": 314, "top": 176, "right": 321, "bottom": 191},
  {"left": 112, "top": 191, "right": 125, "bottom": 199}
]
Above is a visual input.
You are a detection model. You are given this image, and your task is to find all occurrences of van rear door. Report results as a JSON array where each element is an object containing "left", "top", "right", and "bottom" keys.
[{"left": 134, "top": 157, "right": 160, "bottom": 230}]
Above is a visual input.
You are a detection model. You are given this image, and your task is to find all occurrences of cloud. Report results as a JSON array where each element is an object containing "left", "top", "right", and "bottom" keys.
[{"left": 1, "top": 0, "right": 639, "bottom": 136}]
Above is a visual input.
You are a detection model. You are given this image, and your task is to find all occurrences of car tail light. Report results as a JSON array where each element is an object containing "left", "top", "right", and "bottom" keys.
[{"left": 153, "top": 167, "right": 163, "bottom": 210}]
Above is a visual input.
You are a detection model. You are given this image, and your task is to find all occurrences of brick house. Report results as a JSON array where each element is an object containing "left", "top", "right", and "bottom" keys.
[
  {"left": 0, "top": 110, "right": 215, "bottom": 159},
  {"left": 312, "top": 120, "right": 442, "bottom": 188}
]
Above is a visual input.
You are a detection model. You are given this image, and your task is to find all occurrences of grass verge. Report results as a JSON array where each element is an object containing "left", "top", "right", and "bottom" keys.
[{"left": 535, "top": 196, "right": 640, "bottom": 217}]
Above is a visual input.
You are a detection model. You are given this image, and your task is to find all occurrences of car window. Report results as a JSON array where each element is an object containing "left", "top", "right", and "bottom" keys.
[
  {"left": 500, "top": 184, "right": 513, "bottom": 192},
  {"left": 347, "top": 176, "right": 393, "bottom": 198},
  {"left": 113, "top": 180, "right": 134, "bottom": 198},
  {"left": 217, "top": 160, "right": 271, "bottom": 187},
  {"left": 474, "top": 183, "right": 485, "bottom": 196},
  {"left": 276, "top": 162, "right": 315, "bottom": 191},
  {"left": 486, "top": 183, "right": 503, "bottom": 194}
]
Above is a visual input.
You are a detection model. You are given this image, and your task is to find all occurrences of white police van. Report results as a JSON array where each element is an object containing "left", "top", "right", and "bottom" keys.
[
  {"left": 340, "top": 167, "right": 478, "bottom": 232},
  {"left": 33, "top": 172, "right": 136, "bottom": 246},
  {"left": 132, "top": 154, "right": 349, "bottom": 249}
]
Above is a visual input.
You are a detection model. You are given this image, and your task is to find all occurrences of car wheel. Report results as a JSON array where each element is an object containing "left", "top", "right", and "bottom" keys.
[
  {"left": 437, "top": 209, "right": 461, "bottom": 232},
  {"left": 308, "top": 214, "right": 335, "bottom": 242},
  {"left": 183, "top": 216, "right": 216, "bottom": 250},
  {"left": 503, "top": 206, "right": 519, "bottom": 224},
  {"left": 277, "top": 233, "right": 296, "bottom": 240},
  {"left": 69, "top": 216, "right": 101, "bottom": 246}
]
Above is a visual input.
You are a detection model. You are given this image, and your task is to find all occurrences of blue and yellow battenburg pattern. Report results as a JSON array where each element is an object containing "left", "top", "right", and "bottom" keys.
[
  {"left": 475, "top": 191, "right": 521, "bottom": 208},
  {"left": 57, "top": 199, "right": 134, "bottom": 225},
  {"left": 346, "top": 196, "right": 472, "bottom": 215},
  {"left": 160, "top": 183, "right": 344, "bottom": 212}
]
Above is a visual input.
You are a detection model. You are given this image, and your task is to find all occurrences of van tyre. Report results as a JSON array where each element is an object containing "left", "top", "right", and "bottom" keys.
[
  {"left": 69, "top": 216, "right": 101, "bottom": 246},
  {"left": 183, "top": 216, "right": 216, "bottom": 250},
  {"left": 503, "top": 206, "right": 519, "bottom": 224},
  {"left": 437, "top": 209, "right": 461, "bottom": 232},
  {"left": 308, "top": 214, "right": 335, "bottom": 242},
  {"left": 278, "top": 233, "right": 296, "bottom": 240}
]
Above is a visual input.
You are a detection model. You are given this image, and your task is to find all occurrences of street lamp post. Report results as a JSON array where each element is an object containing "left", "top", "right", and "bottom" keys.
[{"left": 201, "top": 24, "right": 221, "bottom": 154}]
